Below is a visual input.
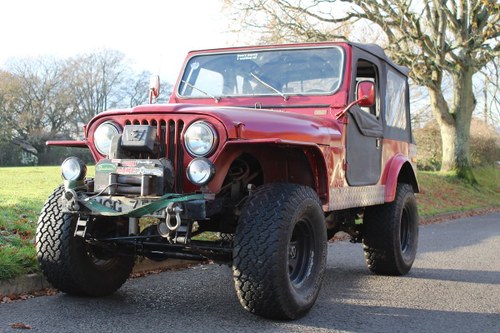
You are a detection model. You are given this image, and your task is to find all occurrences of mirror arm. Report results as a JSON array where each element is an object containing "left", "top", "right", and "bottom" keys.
[
  {"left": 335, "top": 96, "right": 368, "bottom": 120},
  {"left": 148, "top": 88, "right": 155, "bottom": 104},
  {"left": 148, "top": 75, "right": 160, "bottom": 104}
]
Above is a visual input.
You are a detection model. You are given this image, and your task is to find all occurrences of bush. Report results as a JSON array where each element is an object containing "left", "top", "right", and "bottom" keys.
[
  {"left": 37, "top": 146, "right": 94, "bottom": 166},
  {"left": 469, "top": 120, "right": 500, "bottom": 167},
  {"left": 414, "top": 119, "right": 499, "bottom": 170},
  {"left": 414, "top": 123, "right": 442, "bottom": 171},
  {"left": 0, "top": 142, "right": 25, "bottom": 166},
  {"left": 0, "top": 141, "right": 94, "bottom": 167}
]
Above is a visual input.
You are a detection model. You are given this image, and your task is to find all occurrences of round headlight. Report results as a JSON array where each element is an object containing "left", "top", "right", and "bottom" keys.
[
  {"left": 184, "top": 121, "right": 217, "bottom": 157},
  {"left": 94, "top": 122, "right": 120, "bottom": 156},
  {"left": 186, "top": 158, "right": 215, "bottom": 185},
  {"left": 61, "top": 157, "right": 87, "bottom": 181}
]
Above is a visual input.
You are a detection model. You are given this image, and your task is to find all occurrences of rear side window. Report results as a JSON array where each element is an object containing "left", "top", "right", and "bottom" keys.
[{"left": 385, "top": 69, "right": 407, "bottom": 129}]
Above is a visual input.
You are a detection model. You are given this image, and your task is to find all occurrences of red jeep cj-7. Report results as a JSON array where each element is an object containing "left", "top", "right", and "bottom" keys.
[{"left": 37, "top": 41, "right": 419, "bottom": 320}]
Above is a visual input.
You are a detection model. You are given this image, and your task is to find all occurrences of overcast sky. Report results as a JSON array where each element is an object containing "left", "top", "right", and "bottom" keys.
[{"left": 0, "top": 0, "right": 239, "bottom": 83}]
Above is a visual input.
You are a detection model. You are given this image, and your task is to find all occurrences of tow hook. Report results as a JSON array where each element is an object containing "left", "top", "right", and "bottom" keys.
[
  {"left": 166, "top": 202, "right": 183, "bottom": 230},
  {"left": 158, "top": 202, "right": 183, "bottom": 237}
]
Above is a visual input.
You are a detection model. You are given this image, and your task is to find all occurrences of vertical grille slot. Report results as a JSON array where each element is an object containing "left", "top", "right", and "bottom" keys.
[
  {"left": 168, "top": 120, "right": 176, "bottom": 160},
  {"left": 158, "top": 120, "right": 166, "bottom": 157},
  {"left": 175, "top": 121, "right": 184, "bottom": 193}
]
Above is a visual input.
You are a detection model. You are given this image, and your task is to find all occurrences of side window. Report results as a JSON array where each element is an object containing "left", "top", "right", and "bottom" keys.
[
  {"left": 385, "top": 69, "right": 407, "bottom": 129},
  {"left": 355, "top": 60, "right": 379, "bottom": 117}
]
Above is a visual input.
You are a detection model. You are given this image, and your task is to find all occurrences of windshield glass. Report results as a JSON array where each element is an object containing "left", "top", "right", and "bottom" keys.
[{"left": 178, "top": 47, "right": 344, "bottom": 98}]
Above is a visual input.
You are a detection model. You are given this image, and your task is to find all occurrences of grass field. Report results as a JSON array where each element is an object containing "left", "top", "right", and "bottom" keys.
[
  {"left": 0, "top": 166, "right": 94, "bottom": 280},
  {"left": 417, "top": 167, "right": 500, "bottom": 217},
  {"left": 0, "top": 166, "right": 499, "bottom": 281}
]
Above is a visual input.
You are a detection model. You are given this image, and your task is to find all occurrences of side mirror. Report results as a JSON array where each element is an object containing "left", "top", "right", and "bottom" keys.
[
  {"left": 357, "top": 81, "right": 375, "bottom": 107},
  {"left": 335, "top": 81, "right": 376, "bottom": 120},
  {"left": 149, "top": 75, "right": 160, "bottom": 104}
]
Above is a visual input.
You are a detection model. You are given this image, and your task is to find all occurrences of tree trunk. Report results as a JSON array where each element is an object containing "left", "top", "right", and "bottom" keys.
[{"left": 428, "top": 69, "right": 477, "bottom": 184}]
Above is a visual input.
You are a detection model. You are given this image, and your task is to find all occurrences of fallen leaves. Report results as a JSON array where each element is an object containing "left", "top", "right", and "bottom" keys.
[
  {"left": 1, "top": 288, "right": 57, "bottom": 303},
  {"left": 420, "top": 207, "right": 500, "bottom": 225},
  {"left": 10, "top": 322, "right": 32, "bottom": 329}
]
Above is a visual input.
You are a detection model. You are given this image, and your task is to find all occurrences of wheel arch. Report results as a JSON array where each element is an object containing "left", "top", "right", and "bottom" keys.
[
  {"left": 209, "top": 141, "right": 329, "bottom": 205},
  {"left": 382, "top": 153, "right": 419, "bottom": 202}
]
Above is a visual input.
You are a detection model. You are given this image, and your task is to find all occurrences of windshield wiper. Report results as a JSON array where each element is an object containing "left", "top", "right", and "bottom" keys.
[
  {"left": 181, "top": 80, "right": 220, "bottom": 102},
  {"left": 250, "top": 73, "right": 288, "bottom": 101}
]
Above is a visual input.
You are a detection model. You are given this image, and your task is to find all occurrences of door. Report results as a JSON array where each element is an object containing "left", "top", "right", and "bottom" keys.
[{"left": 346, "top": 59, "right": 383, "bottom": 186}]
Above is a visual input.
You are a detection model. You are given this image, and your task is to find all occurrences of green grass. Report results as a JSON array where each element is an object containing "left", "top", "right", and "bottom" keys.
[
  {"left": 417, "top": 166, "right": 500, "bottom": 217},
  {"left": 0, "top": 166, "right": 94, "bottom": 281},
  {"left": 0, "top": 167, "right": 61, "bottom": 280},
  {"left": 0, "top": 166, "right": 499, "bottom": 281}
]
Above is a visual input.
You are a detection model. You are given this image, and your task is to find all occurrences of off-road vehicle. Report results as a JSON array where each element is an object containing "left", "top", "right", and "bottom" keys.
[{"left": 37, "top": 41, "right": 419, "bottom": 320}]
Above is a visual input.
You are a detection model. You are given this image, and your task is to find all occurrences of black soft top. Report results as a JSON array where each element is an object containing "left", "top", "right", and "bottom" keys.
[
  {"left": 350, "top": 42, "right": 409, "bottom": 76},
  {"left": 188, "top": 41, "right": 410, "bottom": 77}
]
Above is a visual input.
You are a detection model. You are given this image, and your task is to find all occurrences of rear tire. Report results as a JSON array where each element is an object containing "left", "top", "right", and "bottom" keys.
[
  {"left": 362, "top": 183, "right": 419, "bottom": 275},
  {"left": 232, "top": 183, "right": 327, "bottom": 320},
  {"left": 217, "top": 232, "right": 234, "bottom": 245},
  {"left": 36, "top": 186, "right": 135, "bottom": 296}
]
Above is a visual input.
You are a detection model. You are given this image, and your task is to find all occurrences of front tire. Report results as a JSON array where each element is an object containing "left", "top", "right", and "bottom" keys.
[
  {"left": 362, "top": 183, "right": 419, "bottom": 275},
  {"left": 36, "top": 186, "right": 135, "bottom": 296},
  {"left": 232, "top": 183, "right": 327, "bottom": 320}
]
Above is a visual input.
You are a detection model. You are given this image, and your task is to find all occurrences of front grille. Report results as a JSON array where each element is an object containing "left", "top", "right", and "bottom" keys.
[{"left": 124, "top": 118, "right": 184, "bottom": 193}]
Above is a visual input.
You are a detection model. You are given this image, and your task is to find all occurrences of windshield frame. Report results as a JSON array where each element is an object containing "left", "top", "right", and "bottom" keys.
[{"left": 176, "top": 45, "right": 346, "bottom": 100}]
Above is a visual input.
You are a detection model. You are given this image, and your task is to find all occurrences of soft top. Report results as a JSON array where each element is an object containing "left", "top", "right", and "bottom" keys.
[
  {"left": 187, "top": 41, "right": 410, "bottom": 77},
  {"left": 350, "top": 42, "right": 409, "bottom": 76}
]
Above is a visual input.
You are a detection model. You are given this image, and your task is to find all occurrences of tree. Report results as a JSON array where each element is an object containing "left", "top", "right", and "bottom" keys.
[
  {"left": 123, "top": 70, "right": 174, "bottom": 107},
  {"left": 0, "top": 49, "right": 177, "bottom": 166},
  {"left": 225, "top": 0, "right": 500, "bottom": 183},
  {"left": 476, "top": 60, "right": 500, "bottom": 126},
  {"left": 0, "top": 57, "right": 73, "bottom": 164},
  {"left": 124, "top": 70, "right": 151, "bottom": 107},
  {"left": 67, "top": 49, "right": 130, "bottom": 134},
  {"left": 0, "top": 70, "right": 17, "bottom": 142}
]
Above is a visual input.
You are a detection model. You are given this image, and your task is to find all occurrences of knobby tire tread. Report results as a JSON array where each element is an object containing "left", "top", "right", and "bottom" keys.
[
  {"left": 36, "top": 186, "right": 134, "bottom": 296},
  {"left": 362, "top": 183, "right": 418, "bottom": 276},
  {"left": 233, "top": 183, "right": 327, "bottom": 320}
]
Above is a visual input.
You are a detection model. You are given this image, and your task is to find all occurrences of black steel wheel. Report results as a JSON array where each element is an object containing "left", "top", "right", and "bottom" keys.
[
  {"left": 362, "top": 183, "right": 419, "bottom": 275},
  {"left": 288, "top": 219, "right": 315, "bottom": 287},
  {"left": 36, "top": 186, "right": 135, "bottom": 296},
  {"left": 233, "top": 183, "right": 327, "bottom": 320}
]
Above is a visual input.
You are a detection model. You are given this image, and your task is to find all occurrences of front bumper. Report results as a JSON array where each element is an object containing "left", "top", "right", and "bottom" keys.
[{"left": 62, "top": 180, "right": 208, "bottom": 220}]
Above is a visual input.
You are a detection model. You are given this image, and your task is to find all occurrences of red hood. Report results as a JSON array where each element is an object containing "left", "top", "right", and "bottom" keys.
[{"left": 88, "top": 103, "right": 341, "bottom": 146}]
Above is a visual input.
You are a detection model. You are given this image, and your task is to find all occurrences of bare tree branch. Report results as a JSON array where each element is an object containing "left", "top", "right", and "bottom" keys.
[{"left": 224, "top": 0, "right": 499, "bottom": 179}]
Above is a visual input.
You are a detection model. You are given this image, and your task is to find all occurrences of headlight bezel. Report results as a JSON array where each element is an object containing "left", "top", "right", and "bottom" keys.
[
  {"left": 61, "top": 157, "right": 87, "bottom": 181},
  {"left": 93, "top": 121, "right": 121, "bottom": 156},
  {"left": 184, "top": 121, "right": 218, "bottom": 157}
]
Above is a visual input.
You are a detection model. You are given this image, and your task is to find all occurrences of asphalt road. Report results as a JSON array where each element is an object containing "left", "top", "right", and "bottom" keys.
[{"left": 1, "top": 213, "right": 499, "bottom": 333}]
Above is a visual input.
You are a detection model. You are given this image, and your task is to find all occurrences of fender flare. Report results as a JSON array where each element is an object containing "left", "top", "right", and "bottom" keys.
[
  {"left": 209, "top": 139, "right": 330, "bottom": 205},
  {"left": 381, "top": 153, "right": 419, "bottom": 202}
]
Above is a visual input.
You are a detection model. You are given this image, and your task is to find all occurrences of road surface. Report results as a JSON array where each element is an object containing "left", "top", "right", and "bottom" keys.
[{"left": 1, "top": 213, "right": 499, "bottom": 332}]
